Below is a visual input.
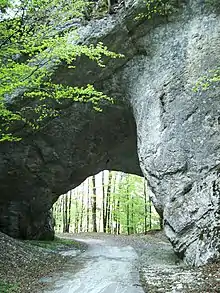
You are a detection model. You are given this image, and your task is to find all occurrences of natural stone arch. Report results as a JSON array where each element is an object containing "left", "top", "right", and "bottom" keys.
[
  {"left": 0, "top": 0, "right": 220, "bottom": 266},
  {"left": 0, "top": 99, "right": 142, "bottom": 239}
]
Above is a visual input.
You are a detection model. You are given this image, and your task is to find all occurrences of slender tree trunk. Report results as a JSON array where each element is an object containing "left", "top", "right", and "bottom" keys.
[
  {"left": 102, "top": 171, "right": 107, "bottom": 233},
  {"left": 111, "top": 172, "right": 117, "bottom": 234},
  {"left": 149, "top": 196, "right": 152, "bottom": 230},
  {"left": 116, "top": 173, "right": 123, "bottom": 235},
  {"left": 91, "top": 175, "right": 97, "bottom": 232},
  {"left": 99, "top": 209, "right": 102, "bottom": 232},
  {"left": 75, "top": 190, "right": 79, "bottom": 233},
  {"left": 116, "top": 199, "right": 120, "bottom": 235},
  {"left": 112, "top": 193, "right": 116, "bottom": 234},
  {"left": 66, "top": 192, "right": 72, "bottom": 232},
  {"left": 126, "top": 192, "right": 130, "bottom": 235},
  {"left": 58, "top": 198, "right": 62, "bottom": 232},
  {"left": 86, "top": 178, "right": 90, "bottom": 232},
  {"left": 80, "top": 187, "right": 84, "bottom": 232},
  {"left": 63, "top": 195, "right": 68, "bottom": 233},
  {"left": 130, "top": 194, "right": 134, "bottom": 234},
  {"left": 126, "top": 175, "right": 130, "bottom": 235},
  {"left": 106, "top": 171, "right": 112, "bottom": 233}
]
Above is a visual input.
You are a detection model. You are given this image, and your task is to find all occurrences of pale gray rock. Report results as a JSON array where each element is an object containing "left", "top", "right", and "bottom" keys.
[{"left": 0, "top": 0, "right": 220, "bottom": 266}]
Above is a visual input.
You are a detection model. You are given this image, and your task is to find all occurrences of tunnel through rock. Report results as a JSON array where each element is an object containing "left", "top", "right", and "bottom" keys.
[{"left": 0, "top": 100, "right": 142, "bottom": 240}]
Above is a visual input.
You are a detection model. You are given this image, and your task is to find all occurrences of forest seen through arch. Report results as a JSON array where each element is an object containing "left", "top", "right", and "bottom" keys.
[{"left": 53, "top": 171, "right": 162, "bottom": 235}]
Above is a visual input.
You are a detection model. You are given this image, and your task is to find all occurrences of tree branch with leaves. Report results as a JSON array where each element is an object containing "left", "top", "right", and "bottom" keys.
[{"left": 0, "top": 0, "right": 122, "bottom": 141}]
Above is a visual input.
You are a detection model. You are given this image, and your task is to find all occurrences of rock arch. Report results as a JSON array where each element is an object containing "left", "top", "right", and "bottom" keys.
[{"left": 0, "top": 0, "right": 220, "bottom": 265}]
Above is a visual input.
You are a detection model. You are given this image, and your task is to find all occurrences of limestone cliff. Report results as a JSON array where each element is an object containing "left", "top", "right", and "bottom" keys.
[{"left": 0, "top": 0, "right": 219, "bottom": 266}]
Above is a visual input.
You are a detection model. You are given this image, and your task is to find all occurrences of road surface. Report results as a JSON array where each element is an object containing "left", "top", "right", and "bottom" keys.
[{"left": 40, "top": 237, "right": 145, "bottom": 293}]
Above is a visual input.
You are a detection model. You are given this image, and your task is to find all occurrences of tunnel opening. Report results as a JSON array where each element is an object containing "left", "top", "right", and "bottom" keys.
[{"left": 53, "top": 170, "right": 162, "bottom": 236}]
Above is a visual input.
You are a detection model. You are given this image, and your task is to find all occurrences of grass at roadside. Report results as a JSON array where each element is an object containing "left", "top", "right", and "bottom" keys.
[
  {"left": 25, "top": 236, "right": 85, "bottom": 251},
  {"left": 0, "top": 281, "right": 20, "bottom": 293}
]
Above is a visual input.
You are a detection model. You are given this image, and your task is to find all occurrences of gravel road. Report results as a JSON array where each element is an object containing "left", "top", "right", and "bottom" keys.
[
  {"left": 38, "top": 232, "right": 220, "bottom": 293},
  {"left": 40, "top": 236, "right": 144, "bottom": 293}
]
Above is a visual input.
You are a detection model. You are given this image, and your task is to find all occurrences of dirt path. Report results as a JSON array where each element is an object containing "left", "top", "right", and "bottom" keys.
[
  {"left": 37, "top": 232, "right": 220, "bottom": 293},
  {"left": 39, "top": 236, "right": 144, "bottom": 293}
]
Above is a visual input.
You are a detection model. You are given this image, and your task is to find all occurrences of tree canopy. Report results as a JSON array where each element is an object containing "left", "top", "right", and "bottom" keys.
[
  {"left": 0, "top": 0, "right": 121, "bottom": 142},
  {"left": 1, "top": 0, "right": 218, "bottom": 141}
]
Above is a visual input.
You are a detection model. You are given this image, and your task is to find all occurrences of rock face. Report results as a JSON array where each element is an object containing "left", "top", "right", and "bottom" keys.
[{"left": 0, "top": 0, "right": 220, "bottom": 265}]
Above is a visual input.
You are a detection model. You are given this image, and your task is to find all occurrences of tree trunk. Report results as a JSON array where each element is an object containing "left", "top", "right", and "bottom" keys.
[
  {"left": 91, "top": 175, "right": 97, "bottom": 232},
  {"left": 102, "top": 171, "right": 107, "bottom": 233},
  {"left": 116, "top": 199, "right": 120, "bottom": 235},
  {"left": 58, "top": 198, "right": 62, "bottom": 232},
  {"left": 126, "top": 175, "right": 130, "bottom": 235},
  {"left": 80, "top": 186, "right": 84, "bottom": 232},
  {"left": 106, "top": 171, "right": 112, "bottom": 233},
  {"left": 149, "top": 196, "right": 152, "bottom": 230},
  {"left": 126, "top": 192, "right": 130, "bottom": 235},
  {"left": 66, "top": 192, "right": 72, "bottom": 233},
  {"left": 63, "top": 195, "right": 69, "bottom": 233},
  {"left": 116, "top": 173, "right": 123, "bottom": 235},
  {"left": 75, "top": 190, "right": 79, "bottom": 233},
  {"left": 86, "top": 178, "right": 90, "bottom": 232},
  {"left": 130, "top": 194, "right": 134, "bottom": 234}
]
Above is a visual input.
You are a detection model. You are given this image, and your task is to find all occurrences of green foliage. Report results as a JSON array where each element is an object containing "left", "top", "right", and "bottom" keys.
[
  {"left": 53, "top": 172, "right": 161, "bottom": 235},
  {"left": 113, "top": 175, "right": 144, "bottom": 232},
  {"left": 0, "top": 281, "right": 20, "bottom": 293},
  {"left": 135, "top": 0, "right": 177, "bottom": 20},
  {"left": 193, "top": 68, "right": 220, "bottom": 92},
  {"left": 0, "top": 0, "right": 10, "bottom": 12},
  {"left": 0, "top": 0, "right": 122, "bottom": 141},
  {"left": 112, "top": 174, "right": 160, "bottom": 233}
]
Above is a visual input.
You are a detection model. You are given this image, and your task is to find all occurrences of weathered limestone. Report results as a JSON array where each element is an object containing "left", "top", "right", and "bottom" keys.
[{"left": 0, "top": 0, "right": 219, "bottom": 265}]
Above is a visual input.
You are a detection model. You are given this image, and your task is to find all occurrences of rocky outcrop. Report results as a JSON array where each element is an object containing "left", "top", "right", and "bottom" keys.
[{"left": 0, "top": 0, "right": 220, "bottom": 265}]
